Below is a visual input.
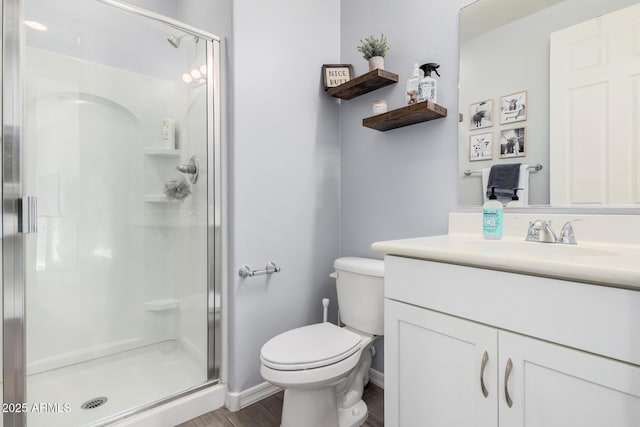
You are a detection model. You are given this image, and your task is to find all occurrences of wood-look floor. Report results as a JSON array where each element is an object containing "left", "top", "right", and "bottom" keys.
[{"left": 177, "top": 384, "right": 384, "bottom": 427}]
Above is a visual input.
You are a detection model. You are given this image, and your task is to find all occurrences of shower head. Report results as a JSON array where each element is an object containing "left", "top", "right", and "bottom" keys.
[
  {"left": 167, "top": 34, "right": 200, "bottom": 49},
  {"left": 167, "top": 35, "right": 183, "bottom": 48}
]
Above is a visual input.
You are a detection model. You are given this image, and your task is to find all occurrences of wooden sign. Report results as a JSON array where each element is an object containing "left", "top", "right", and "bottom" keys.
[{"left": 322, "top": 64, "right": 353, "bottom": 90}]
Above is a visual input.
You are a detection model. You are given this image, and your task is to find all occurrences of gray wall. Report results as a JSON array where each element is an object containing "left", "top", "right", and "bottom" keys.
[
  {"left": 141, "top": 0, "right": 640, "bottom": 392},
  {"left": 138, "top": 0, "right": 466, "bottom": 388},
  {"left": 124, "top": 0, "right": 341, "bottom": 394},
  {"left": 340, "top": 0, "right": 470, "bottom": 256},
  {"left": 177, "top": 0, "right": 232, "bottom": 38},
  {"left": 340, "top": 0, "right": 470, "bottom": 372},
  {"left": 78, "top": 0, "right": 471, "bottom": 390},
  {"left": 230, "top": 0, "right": 342, "bottom": 391}
]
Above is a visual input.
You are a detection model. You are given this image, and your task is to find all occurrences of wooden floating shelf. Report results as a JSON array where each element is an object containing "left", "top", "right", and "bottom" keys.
[
  {"left": 362, "top": 101, "right": 448, "bottom": 131},
  {"left": 326, "top": 69, "right": 398, "bottom": 100}
]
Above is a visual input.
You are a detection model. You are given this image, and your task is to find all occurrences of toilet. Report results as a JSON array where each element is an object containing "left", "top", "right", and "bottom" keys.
[{"left": 260, "top": 257, "right": 384, "bottom": 427}]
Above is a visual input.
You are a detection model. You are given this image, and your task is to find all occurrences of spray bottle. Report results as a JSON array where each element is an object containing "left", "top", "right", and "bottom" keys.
[{"left": 418, "top": 63, "right": 440, "bottom": 103}]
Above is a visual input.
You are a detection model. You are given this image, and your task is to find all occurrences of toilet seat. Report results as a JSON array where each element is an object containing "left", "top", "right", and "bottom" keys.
[{"left": 261, "top": 323, "right": 362, "bottom": 371}]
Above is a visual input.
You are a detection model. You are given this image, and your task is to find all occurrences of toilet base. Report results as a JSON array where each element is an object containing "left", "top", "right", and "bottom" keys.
[
  {"left": 262, "top": 330, "right": 378, "bottom": 427},
  {"left": 281, "top": 386, "right": 339, "bottom": 427},
  {"left": 279, "top": 387, "right": 368, "bottom": 427},
  {"left": 338, "top": 399, "right": 368, "bottom": 427}
]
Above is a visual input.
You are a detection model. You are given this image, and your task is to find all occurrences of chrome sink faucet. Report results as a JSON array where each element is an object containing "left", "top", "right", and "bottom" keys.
[
  {"left": 527, "top": 219, "right": 557, "bottom": 243},
  {"left": 526, "top": 219, "right": 580, "bottom": 244},
  {"left": 557, "top": 220, "right": 580, "bottom": 244}
]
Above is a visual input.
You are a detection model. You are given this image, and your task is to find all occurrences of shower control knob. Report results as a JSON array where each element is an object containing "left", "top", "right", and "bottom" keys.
[{"left": 176, "top": 156, "right": 199, "bottom": 184}]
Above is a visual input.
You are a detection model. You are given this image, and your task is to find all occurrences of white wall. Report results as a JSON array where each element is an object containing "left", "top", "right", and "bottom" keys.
[
  {"left": 24, "top": 47, "right": 205, "bottom": 374},
  {"left": 229, "top": 0, "right": 341, "bottom": 391},
  {"left": 23, "top": 1, "right": 212, "bottom": 386},
  {"left": 340, "top": 0, "right": 471, "bottom": 373}
]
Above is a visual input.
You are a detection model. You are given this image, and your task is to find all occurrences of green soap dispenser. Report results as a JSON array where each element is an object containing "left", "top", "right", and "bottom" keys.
[{"left": 483, "top": 186, "right": 503, "bottom": 239}]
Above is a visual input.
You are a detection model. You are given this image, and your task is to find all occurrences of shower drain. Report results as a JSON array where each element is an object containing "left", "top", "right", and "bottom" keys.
[{"left": 81, "top": 397, "right": 108, "bottom": 410}]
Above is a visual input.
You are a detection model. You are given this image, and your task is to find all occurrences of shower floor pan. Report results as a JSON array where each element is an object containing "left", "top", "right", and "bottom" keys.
[{"left": 23, "top": 340, "right": 204, "bottom": 427}]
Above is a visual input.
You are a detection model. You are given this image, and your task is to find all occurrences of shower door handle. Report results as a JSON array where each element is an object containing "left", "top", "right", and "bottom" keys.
[{"left": 19, "top": 196, "right": 37, "bottom": 234}]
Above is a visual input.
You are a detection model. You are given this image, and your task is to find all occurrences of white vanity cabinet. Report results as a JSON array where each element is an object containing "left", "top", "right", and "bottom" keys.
[
  {"left": 499, "top": 331, "right": 640, "bottom": 427},
  {"left": 385, "top": 299, "right": 498, "bottom": 426},
  {"left": 384, "top": 255, "right": 640, "bottom": 427}
]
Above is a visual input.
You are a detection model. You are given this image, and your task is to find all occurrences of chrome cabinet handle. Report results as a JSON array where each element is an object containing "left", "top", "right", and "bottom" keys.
[
  {"left": 480, "top": 351, "right": 489, "bottom": 398},
  {"left": 504, "top": 358, "right": 514, "bottom": 408}
]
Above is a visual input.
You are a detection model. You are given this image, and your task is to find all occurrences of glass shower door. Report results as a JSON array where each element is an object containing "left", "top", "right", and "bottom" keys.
[{"left": 7, "top": 0, "right": 220, "bottom": 425}]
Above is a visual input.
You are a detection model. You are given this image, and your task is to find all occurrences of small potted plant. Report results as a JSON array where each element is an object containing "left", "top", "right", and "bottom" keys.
[{"left": 357, "top": 33, "right": 389, "bottom": 71}]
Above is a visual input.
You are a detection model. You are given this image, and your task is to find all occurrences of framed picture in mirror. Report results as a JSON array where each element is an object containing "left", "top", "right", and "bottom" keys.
[
  {"left": 470, "top": 99, "right": 493, "bottom": 129},
  {"left": 469, "top": 132, "right": 493, "bottom": 161},
  {"left": 499, "top": 127, "right": 526, "bottom": 158},
  {"left": 500, "top": 90, "right": 527, "bottom": 124}
]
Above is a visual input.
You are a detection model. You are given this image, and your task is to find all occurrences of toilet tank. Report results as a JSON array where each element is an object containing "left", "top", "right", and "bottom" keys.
[{"left": 333, "top": 257, "right": 384, "bottom": 336}]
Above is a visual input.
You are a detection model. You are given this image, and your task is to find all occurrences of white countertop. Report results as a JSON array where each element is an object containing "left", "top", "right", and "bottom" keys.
[{"left": 371, "top": 213, "right": 640, "bottom": 290}]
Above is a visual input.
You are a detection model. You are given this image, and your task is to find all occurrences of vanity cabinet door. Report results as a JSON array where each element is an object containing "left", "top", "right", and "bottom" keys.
[
  {"left": 385, "top": 299, "right": 498, "bottom": 427},
  {"left": 498, "top": 331, "right": 640, "bottom": 427}
]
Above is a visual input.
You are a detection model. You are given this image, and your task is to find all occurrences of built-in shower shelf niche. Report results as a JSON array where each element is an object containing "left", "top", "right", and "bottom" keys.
[
  {"left": 143, "top": 298, "right": 180, "bottom": 311},
  {"left": 143, "top": 148, "right": 184, "bottom": 203},
  {"left": 143, "top": 194, "right": 183, "bottom": 203},
  {"left": 143, "top": 148, "right": 181, "bottom": 157}
]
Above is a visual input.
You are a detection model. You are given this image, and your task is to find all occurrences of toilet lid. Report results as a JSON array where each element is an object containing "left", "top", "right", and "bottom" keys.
[{"left": 261, "top": 323, "right": 362, "bottom": 371}]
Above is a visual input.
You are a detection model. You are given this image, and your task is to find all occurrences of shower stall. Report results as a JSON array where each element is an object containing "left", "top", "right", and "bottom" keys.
[{"left": 2, "top": 0, "right": 223, "bottom": 426}]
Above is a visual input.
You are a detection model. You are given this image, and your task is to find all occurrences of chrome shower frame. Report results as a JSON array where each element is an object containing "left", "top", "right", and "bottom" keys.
[
  {"left": 1, "top": 0, "right": 224, "bottom": 425},
  {"left": 3, "top": 0, "right": 27, "bottom": 425}
]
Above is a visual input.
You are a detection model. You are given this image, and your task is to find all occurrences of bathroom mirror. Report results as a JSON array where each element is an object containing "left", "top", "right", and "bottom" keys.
[{"left": 458, "top": 0, "right": 640, "bottom": 208}]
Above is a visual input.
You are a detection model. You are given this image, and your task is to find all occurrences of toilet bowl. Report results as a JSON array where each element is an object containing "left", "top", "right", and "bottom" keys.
[{"left": 260, "top": 257, "right": 384, "bottom": 427}]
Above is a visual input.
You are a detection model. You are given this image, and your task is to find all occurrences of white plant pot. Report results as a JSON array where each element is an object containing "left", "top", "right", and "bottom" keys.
[{"left": 368, "top": 56, "right": 384, "bottom": 71}]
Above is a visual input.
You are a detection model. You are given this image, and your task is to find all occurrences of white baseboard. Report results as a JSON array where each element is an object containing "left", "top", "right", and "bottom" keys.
[
  {"left": 226, "top": 370, "right": 382, "bottom": 413},
  {"left": 368, "top": 368, "right": 384, "bottom": 389},
  {"left": 225, "top": 381, "right": 282, "bottom": 412}
]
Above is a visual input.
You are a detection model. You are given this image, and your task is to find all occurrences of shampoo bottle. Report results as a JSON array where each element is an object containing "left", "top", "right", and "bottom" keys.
[
  {"left": 405, "top": 63, "right": 421, "bottom": 105},
  {"left": 162, "top": 116, "right": 175, "bottom": 149},
  {"left": 418, "top": 63, "right": 440, "bottom": 103},
  {"left": 483, "top": 186, "right": 503, "bottom": 239}
]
